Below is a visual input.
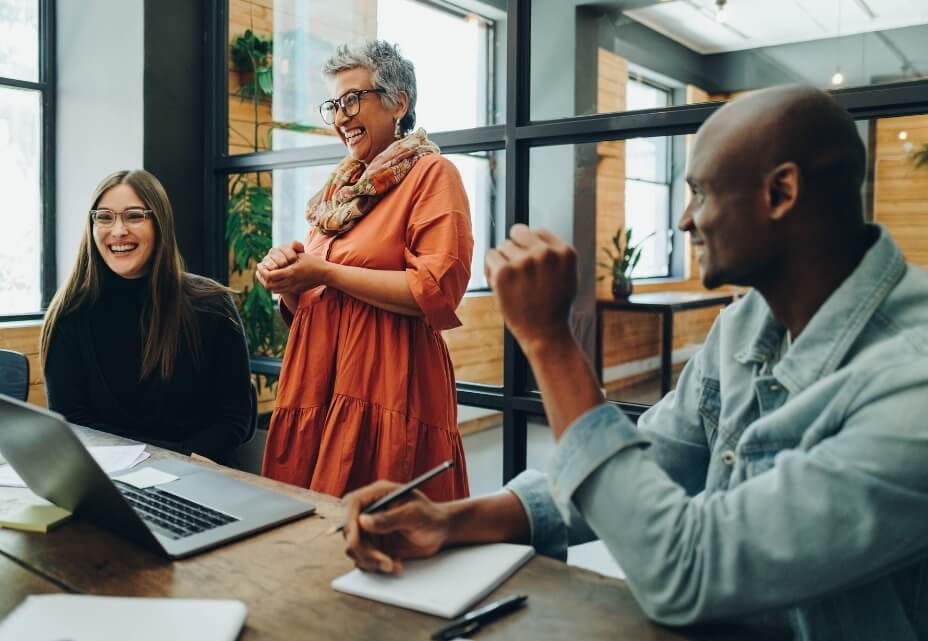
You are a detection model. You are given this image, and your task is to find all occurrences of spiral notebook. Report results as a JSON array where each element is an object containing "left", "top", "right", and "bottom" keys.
[{"left": 331, "top": 542, "right": 534, "bottom": 618}]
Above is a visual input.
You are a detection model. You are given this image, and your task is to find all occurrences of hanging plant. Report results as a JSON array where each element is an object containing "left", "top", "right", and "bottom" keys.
[{"left": 230, "top": 29, "right": 273, "bottom": 99}]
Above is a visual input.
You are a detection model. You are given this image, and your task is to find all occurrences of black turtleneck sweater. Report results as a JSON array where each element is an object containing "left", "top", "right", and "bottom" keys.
[{"left": 44, "top": 268, "right": 252, "bottom": 464}]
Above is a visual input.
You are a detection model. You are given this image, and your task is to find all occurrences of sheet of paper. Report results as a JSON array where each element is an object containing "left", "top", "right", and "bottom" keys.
[
  {"left": 0, "top": 445, "right": 149, "bottom": 488},
  {"left": 0, "top": 595, "right": 247, "bottom": 641},
  {"left": 112, "top": 467, "right": 179, "bottom": 489},
  {"left": 567, "top": 540, "right": 626, "bottom": 580},
  {"left": 0, "top": 486, "right": 51, "bottom": 512},
  {"left": 331, "top": 543, "right": 534, "bottom": 619}
]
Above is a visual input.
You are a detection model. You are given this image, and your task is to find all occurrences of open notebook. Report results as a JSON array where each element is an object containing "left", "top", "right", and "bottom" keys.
[
  {"left": 331, "top": 542, "right": 534, "bottom": 618},
  {"left": 0, "top": 595, "right": 247, "bottom": 641}
]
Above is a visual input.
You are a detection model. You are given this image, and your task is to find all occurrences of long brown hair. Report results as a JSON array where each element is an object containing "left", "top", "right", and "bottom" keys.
[{"left": 40, "top": 169, "right": 233, "bottom": 381}]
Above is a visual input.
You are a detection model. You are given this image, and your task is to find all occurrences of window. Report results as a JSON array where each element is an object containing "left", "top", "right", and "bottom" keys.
[
  {"left": 625, "top": 78, "right": 672, "bottom": 278},
  {"left": 226, "top": 0, "right": 501, "bottom": 155},
  {"left": 219, "top": 0, "right": 504, "bottom": 388},
  {"left": 0, "top": 0, "right": 52, "bottom": 319},
  {"left": 211, "top": 0, "right": 928, "bottom": 485}
]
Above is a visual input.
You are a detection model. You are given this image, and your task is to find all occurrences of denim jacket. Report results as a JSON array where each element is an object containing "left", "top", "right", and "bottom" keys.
[{"left": 508, "top": 225, "right": 928, "bottom": 640}]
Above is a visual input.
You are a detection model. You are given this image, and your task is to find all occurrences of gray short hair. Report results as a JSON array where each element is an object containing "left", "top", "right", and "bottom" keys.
[{"left": 323, "top": 40, "right": 417, "bottom": 136}]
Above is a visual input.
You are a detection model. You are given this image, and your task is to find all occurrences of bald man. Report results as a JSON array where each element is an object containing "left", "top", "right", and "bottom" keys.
[{"left": 341, "top": 87, "right": 928, "bottom": 639}]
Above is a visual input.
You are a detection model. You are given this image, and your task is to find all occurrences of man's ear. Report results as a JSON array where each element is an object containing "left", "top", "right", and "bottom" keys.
[{"left": 765, "top": 162, "right": 800, "bottom": 221}]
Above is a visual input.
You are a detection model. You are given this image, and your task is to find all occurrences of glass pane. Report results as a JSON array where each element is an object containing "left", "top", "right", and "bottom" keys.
[
  {"left": 528, "top": 136, "right": 728, "bottom": 404},
  {"left": 459, "top": 403, "right": 503, "bottom": 495},
  {"left": 227, "top": 0, "right": 506, "bottom": 154},
  {"left": 626, "top": 136, "right": 668, "bottom": 183},
  {"left": 531, "top": 0, "right": 928, "bottom": 121},
  {"left": 0, "top": 0, "right": 38, "bottom": 82},
  {"left": 625, "top": 181, "right": 670, "bottom": 278},
  {"left": 0, "top": 86, "right": 41, "bottom": 316},
  {"left": 871, "top": 114, "right": 928, "bottom": 268},
  {"left": 446, "top": 150, "right": 503, "bottom": 291}
]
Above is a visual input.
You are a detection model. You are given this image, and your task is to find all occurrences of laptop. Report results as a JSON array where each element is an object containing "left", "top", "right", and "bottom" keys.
[{"left": 0, "top": 394, "right": 315, "bottom": 559}]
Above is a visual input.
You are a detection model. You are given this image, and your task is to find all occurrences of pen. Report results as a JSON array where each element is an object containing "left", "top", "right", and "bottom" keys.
[
  {"left": 329, "top": 459, "right": 454, "bottom": 535},
  {"left": 430, "top": 594, "right": 528, "bottom": 641}
]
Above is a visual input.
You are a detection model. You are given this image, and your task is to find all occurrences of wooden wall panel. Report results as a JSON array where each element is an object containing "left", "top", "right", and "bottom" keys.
[
  {"left": 595, "top": 49, "right": 627, "bottom": 301},
  {"left": 0, "top": 322, "right": 45, "bottom": 407},
  {"left": 444, "top": 294, "right": 503, "bottom": 386},
  {"left": 874, "top": 115, "right": 928, "bottom": 268}
]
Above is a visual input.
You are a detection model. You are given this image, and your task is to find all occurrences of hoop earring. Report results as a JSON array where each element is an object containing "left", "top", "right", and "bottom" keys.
[{"left": 394, "top": 119, "right": 402, "bottom": 139}]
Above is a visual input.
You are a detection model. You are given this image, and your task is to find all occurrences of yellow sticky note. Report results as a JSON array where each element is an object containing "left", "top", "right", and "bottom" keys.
[{"left": 0, "top": 505, "right": 72, "bottom": 533}]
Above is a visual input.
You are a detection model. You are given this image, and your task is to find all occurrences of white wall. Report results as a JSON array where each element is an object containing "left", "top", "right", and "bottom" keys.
[{"left": 56, "top": 0, "right": 144, "bottom": 285}]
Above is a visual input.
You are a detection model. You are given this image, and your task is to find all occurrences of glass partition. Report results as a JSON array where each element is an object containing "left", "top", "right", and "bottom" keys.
[
  {"left": 531, "top": 0, "right": 928, "bottom": 121},
  {"left": 227, "top": 0, "right": 506, "bottom": 155}
]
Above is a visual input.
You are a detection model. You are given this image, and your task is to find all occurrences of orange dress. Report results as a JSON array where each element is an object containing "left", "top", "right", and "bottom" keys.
[{"left": 262, "top": 155, "right": 472, "bottom": 501}]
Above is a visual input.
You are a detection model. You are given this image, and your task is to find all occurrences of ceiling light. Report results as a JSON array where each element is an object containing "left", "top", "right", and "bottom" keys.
[
  {"left": 715, "top": 0, "right": 728, "bottom": 23},
  {"left": 899, "top": 131, "right": 908, "bottom": 140},
  {"left": 831, "top": 70, "right": 845, "bottom": 85}
]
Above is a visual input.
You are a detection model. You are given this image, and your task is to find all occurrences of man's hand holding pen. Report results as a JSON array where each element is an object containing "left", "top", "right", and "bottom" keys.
[{"left": 342, "top": 480, "right": 452, "bottom": 575}]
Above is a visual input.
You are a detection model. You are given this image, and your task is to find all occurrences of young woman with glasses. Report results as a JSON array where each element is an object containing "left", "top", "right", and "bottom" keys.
[
  {"left": 256, "top": 40, "right": 472, "bottom": 501},
  {"left": 40, "top": 169, "right": 253, "bottom": 465}
]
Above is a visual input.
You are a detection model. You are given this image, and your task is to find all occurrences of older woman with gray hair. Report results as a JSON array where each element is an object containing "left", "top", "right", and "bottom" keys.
[{"left": 256, "top": 40, "right": 473, "bottom": 501}]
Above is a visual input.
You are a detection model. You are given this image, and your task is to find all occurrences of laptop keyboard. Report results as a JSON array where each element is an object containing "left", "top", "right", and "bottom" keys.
[{"left": 116, "top": 482, "right": 239, "bottom": 540}]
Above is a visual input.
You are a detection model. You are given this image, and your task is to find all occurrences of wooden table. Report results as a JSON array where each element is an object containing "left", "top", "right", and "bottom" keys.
[
  {"left": 0, "top": 426, "right": 786, "bottom": 640},
  {"left": 596, "top": 291, "right": 736, "bottom": 397}
]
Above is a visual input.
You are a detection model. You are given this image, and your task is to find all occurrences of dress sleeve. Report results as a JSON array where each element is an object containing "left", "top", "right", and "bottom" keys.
[{"left": 404, "top": 157, "right": 474, "bottom": 331}]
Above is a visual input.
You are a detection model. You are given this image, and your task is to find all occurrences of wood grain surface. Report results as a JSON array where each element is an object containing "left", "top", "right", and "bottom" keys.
[{"left": 0, "top": 426, "right": 788, "bottom": 641}]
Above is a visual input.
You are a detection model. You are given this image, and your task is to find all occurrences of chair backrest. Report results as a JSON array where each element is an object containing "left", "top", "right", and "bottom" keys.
[
  {"left": 248, "top": 378, "right": 258, "bottom": 442},
  {"left": 0, "top": 349, "right": 30, "bottom": 402}
]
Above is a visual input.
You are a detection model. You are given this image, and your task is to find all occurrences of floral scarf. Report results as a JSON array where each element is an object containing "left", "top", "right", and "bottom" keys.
[{"left": 305, "top": 128, "right": 440, "bottom": 236}]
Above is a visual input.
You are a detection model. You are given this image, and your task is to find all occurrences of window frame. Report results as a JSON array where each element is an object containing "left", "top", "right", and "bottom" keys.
[
  {"left": 624, "top": 75, "right": 674, "bottom": 280},
  {"left": 206, "top": 0, "right": 928, "bottom": 485},
  {"left": 0, "top": 0, "right": 56, "bottom": 322}
]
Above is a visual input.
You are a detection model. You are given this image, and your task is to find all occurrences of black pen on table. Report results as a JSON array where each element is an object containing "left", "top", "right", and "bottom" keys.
[
  {"left": 431, "top": 594, "right": 528, "bottom": 641},
  {"left": 329, "top": 459, "right": 454, "bottom": 535}
]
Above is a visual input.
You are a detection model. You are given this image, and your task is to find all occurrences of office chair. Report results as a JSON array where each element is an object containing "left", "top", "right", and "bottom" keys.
[
  {"left": 226, "top": 379, "right": 261, "bottom": 472},
  {"left": 0, "top": 349, "right": 30, "bottom": 402}
]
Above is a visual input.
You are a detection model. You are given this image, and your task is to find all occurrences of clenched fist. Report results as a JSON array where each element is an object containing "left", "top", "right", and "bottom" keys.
[{"left": 484, "top": 224, "right": 578, "bottom": 355}]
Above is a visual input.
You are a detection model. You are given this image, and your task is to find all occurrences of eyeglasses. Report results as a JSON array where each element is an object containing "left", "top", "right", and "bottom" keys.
[
  {"left": 318, "top": 88, "right": 385, "bottom": 125},
  {"left": 90, "top": 208, "right": 153, "bottom": 228}
]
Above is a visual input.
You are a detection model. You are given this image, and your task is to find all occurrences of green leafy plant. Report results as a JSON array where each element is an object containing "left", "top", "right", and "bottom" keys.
[
  {"left": 226, "top": 30, "right": 288, "bottom": 392},
  {"left": 912, "top": 143, "right": 928, "bottom": 169},
  {"left": 597, "top": 226, "right": 654, "bottom": 283},
  {"left": 226, "top": 174, "right": 287, "bottom": 360},
  {"left": 230, "top": 29, "right": 273, "bottom": 99}
]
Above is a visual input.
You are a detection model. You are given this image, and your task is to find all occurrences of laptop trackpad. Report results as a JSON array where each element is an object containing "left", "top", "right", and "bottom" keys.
[{"left": 136, "top": 459, "right": 283, "bottom": 515}]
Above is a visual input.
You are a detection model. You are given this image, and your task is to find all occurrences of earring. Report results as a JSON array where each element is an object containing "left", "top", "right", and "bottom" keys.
[{"left": 394, "top": 119, "right": 402, "bottom": 139}]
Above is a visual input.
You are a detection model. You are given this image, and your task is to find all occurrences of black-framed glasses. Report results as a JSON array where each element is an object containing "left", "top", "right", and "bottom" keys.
[
  {"left": 318, "top": 88, "right": 386, "bottom": 125},
  {"left": 90, "top": 208, "right": 153, "bottom": 228}
]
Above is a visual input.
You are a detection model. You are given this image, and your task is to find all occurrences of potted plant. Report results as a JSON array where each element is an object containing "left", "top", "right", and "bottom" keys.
[{"left": 597, "top": 227, "right": 652, "bottom": 299}]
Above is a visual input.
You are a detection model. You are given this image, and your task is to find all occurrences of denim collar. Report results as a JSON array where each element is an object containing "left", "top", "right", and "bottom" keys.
[{"left": 734, "top": 225, "right": 906, "bottom": 395}]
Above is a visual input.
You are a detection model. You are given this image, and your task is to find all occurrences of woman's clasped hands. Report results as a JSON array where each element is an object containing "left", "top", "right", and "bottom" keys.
[{"left": 256, "top": 240, "right": 330, "bottom": 297}]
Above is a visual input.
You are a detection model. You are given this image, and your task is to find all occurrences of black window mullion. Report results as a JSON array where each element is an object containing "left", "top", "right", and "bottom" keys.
[
  {"left": 39, "top": 0, "right": 56, "bottom": 308},
  {"left": 0, "top": 76, "right": 45, "bottom": 91},
  {"left": 501, "top": 0, "right": 531, "bottom": 484},
  {"left": 205, "top": 0, "right": 229, "bottom": 282}
]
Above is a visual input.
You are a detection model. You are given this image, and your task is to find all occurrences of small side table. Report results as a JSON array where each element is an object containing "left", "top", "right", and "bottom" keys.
[{"left": 595, "top": 291, "right": 736, "bottom": 397}]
